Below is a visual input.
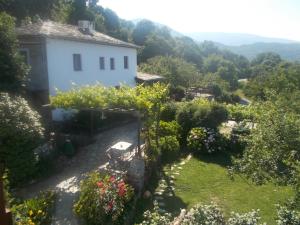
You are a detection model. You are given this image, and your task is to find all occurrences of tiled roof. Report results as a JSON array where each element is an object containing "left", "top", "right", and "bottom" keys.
[{"left": 16, "top": 20, "right": 138, "bottom": 49}]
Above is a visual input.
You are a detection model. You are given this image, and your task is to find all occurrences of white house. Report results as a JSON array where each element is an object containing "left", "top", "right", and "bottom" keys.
[{"left": 16, "top": 20, "right": 139, "bottom": 120}]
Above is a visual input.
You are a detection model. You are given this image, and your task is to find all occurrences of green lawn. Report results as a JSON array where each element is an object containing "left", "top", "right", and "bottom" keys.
[{"left": 158, "top": 153, "right": 294, "bottom": 224}]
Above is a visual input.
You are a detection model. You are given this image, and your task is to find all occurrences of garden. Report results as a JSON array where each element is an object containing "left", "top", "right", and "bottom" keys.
[{"left": 1, "top": 82, "right": 300, "bottom": 224}]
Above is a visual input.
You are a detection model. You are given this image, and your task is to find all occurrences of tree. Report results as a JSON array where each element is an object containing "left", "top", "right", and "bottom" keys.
[
  {"left": 132, "top": 19, "right": 156, "bottom": 45},
  {"left": 232, "top": 100, "right": 300, "bottom": 188},
  {"left": 139, "top": 56, "right": 200, "bottom": 87},
  {"left": 0, "top": 12, "right": 28, "bottom": 93}
]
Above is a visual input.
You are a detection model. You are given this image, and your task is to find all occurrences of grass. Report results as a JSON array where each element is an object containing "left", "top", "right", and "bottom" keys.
[{"left": 158, "top": 152, "right": 294, "bottom": 224}]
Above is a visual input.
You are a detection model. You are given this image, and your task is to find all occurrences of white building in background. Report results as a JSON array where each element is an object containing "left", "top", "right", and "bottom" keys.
[{"left": 16, "top": 20, "right": 138, "bottom": 120}]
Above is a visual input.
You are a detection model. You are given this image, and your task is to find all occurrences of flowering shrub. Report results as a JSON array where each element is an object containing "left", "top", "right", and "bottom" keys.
[
  {"left": 74, "top": 171, "right": 134, "bottom": 225},
  {"left": 12, "top": 191, "right": 56, "bottom": 225},
  {"left": 137, "top": 201, "right": 172, "bottom": 225},
  {"left": 227, "top": 210, "right": 261, "bottom": 225},
  {"left": 276, "top": 205, "right": 300, "bottom": 225},
  {"left": 181, "top": 203, "right": 225, "bottom": 225},
  {"left": 187, "top": 127, "right": 221, "bottom": 154}
]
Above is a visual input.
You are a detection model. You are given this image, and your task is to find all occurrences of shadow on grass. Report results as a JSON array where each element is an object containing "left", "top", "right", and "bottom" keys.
[
  {"left": 192, "top": 150, "right": 234, "bottom": 168},
  {"left": 133, "top": 165, "right": 187, "bottom": 224}
]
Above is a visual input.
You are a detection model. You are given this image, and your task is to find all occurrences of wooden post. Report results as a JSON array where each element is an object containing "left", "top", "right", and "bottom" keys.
[
  {"left": 0, "top": 166, "right": 13, "bottom": 225},
  {"left": 137, "top": 112, "right": 141, "bottom": 156}
]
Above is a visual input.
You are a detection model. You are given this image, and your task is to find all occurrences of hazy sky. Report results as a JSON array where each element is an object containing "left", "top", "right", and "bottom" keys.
[{"left": 99, "top": 0, "right": 300, "bottom": 41}]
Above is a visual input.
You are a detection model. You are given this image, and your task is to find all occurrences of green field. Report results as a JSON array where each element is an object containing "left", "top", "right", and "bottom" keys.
[{"left": 156, "top": 153, "right": 294, "bottom": 224}]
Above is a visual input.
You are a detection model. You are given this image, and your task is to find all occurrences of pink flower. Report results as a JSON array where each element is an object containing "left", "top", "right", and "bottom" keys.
[{"left": 97, "top": 181, "right": 104, "bottom": 188}]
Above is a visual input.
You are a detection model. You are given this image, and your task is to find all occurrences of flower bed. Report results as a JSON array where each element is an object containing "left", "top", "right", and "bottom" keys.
[
  {"left": 74, "top": 171, "right": 134, "bottom": 225},
  {"left": 12, "top": 191, "right": 56, "bottom": 225}
]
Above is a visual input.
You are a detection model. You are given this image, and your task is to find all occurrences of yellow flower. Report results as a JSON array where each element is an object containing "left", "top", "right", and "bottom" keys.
[
  {"left": 29, "top": 210, "right": 33, "bottom": 216},
  {"left": 38, "top": 210, "right": 43, "bottom": 214}
]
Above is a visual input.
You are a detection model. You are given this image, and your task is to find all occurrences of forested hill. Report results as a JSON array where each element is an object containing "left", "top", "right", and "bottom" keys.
[{"left": 218, "top": 42, "right": 300, "bottom": 61}]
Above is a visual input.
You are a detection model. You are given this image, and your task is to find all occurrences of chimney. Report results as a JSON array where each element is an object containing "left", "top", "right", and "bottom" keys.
[{"left": 78, "top": 20, "right": 95, "bottom": 35}]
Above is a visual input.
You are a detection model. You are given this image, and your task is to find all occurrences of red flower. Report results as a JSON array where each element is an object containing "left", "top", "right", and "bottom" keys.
[
  {"left": 117, "top": 181, "right": 125, "bottom": 188},
  {"left": 97, "top": 181, "right": 104, "bottom": 188},
  {"left": 109, "top": 176, "right": 116, "bottom": 183},
  {"left": 118, "top": 186, "right": 126, "bottom": 197},
  {"left": 107, "top": 200, "right": 114, "bottom": 211}
]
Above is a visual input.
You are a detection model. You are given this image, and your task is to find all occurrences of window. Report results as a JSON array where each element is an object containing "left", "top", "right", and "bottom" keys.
[
  {"left": 19, "top": 49, "right": 30, "bottom": 65},
  {"left": 110, "top": 57, "right": 115, "bottom": 70},
  {"left": 124, "top": 56, "right": 129, "bottom": 69},
  {"left": 73, "top": 54, "right": 82, "bottom": 71},
  {"left": 99, "top": 57, "right": 105, "bottom": 70}
]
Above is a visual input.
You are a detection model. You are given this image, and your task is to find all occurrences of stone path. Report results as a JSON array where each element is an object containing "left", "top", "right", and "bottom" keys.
[
  {"left": 154, "top": 154, "right": 192, "bottom": 213},
  {"left": 18, "top": 122, "right": 139, "bottom": 225}
]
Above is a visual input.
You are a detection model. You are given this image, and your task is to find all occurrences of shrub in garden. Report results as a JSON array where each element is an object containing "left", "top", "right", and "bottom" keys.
[
  {"left": 181, "top": 203, "right": 225, "bottom": 225},
  {"left": 137, "top": 201, "right": 171, "bottom": 225},
  {"left": 159, "top": 135, "right": 180, "bottom": 162},
  {"left": 0, "top": 93, "right": 44, "bottom": 186},
  {"left": 187, "top": 127, "right": 222, "bottom": 154},
  {"left": 74, "top": 171, "right": 134, "bottom": 225},
  {"left": 276, "top": 205, "right": 300, "bottom": 225},
  {"left": 227, "top": 210, "right": 261, "bottom": 225},
  {"left": 12, "top": 191, "right": 56, "bottom": 225},
  {"left": 157, "top": 121, "right": 180, "bottom": 161},
  {"left": 160, "top": 102, "right": 178, "bottom": 122}
]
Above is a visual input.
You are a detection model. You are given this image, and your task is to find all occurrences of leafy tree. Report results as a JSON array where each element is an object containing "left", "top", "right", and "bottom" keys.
[
  {"left": 139, "top": 56, "right": 200, "bottom": 87},
  {"left": 139, "top": 34, "right": 175, "bottom": 62},
  {"left": 102, "top": 8, "right": 120, "bottom": 36},
  {"left": 132, "top": 19, "right": 156, "bottom": 45},
  {"left": 0, "top": 12, "right": 28, "bottom": 93},
  {"left": 232, "top": 101, "right": 300, "bottom": 186}
]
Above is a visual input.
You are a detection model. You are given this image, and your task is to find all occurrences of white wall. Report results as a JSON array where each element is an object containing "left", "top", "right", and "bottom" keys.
[
  {"left": 46, "top": 38, "right": 137, "bottom": 120},
  {"left": 46, "top": 38, "right": 137, "bottom": 96}
]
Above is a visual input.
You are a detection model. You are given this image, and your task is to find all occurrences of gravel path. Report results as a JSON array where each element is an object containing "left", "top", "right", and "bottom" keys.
[{"left": 18, "top": 122, "right": 138, "bottom": 225}]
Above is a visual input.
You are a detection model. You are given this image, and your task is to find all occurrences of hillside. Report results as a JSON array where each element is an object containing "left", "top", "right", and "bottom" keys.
[
  {"left": 220, "top": 42, "right": 300, "bottom": 61},
  {"left": 186, "top": 32, "right": 296, "bottom": 46}
]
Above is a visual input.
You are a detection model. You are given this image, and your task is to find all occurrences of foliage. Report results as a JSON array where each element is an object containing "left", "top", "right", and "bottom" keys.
[
  {"left": 139, "top": 56, "right": 200, "bottom": 87},
  {"left": 276, "top": 205, "right": 300, "bottom": 225},
  {"left": 51, "top": 83, "right": 169, "bottom": 162},
  {"left": 181, "top": 203, "right": 225, "bottom": 225},
  {"left": 227, "top": 210, "right": 261, "bottom": 225},
  {"left": 0, "top": 12, "right": 28, "bottom": 93},
  {"left": 176, "top": 99, "right": 228, "bottom": 144},
  {"left": 160, "top": 102, "right": 178, "bottom": 122},
  {"left": 136, "top": 201, "right": 172, "bottom": 225},
  {"left": 74, "top": 171, "right": 134, "bottom": 225},
  {"left": 232, "top": 101, "right": 300, "bottom": 186},
  {"left": 0, "top": 93, "right": 44, "bottom": 186},
  {"left": 187, "top": 127, "right": 222, "bottom": 154},
  {"left": 12, "top": 191, "right": 56, "bottom": 225}
]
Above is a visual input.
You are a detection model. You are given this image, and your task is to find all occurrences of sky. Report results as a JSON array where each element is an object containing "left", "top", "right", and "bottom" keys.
[{"left": 99, "top": 0, "right": 300, "bottom": 41}]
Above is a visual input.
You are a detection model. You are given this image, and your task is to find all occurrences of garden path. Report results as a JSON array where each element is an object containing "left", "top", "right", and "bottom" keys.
[{"left": 18, "top": 122, "right": 139, "bottom": 225}]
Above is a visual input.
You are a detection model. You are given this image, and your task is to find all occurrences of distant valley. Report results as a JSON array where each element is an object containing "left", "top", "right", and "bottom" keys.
[{"left": 186, "top": 32, "right": 300, "bottom": 61}]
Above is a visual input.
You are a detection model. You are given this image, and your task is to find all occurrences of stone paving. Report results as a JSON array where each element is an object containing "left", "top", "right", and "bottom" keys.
[
  {"left": 18, "top": 122, "right": 139, "bottom": 225},
  {"left": 153, "top": 154, "right": 192, "bottom": 213}
]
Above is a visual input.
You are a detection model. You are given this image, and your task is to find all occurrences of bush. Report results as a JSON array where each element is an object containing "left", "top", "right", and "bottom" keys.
[
  {"left": 176, "top": 100, "right": 228, "bottom": 144},
  {"left": 227, "top": 210, "right": 261, "bottom": 225},
  {"left": 181, "top": 203, "right": 225, "bottom": 225},
  {"left": 187, "top": 127, "right": 222, "bottom": 154},
  {"left": 74, "top": 171, "right": 134, "bottom": 225},
  {"left": 12, "top": 191, "right": 56, "bottom": 225},
  {"left": 169, "top": 85, "right": 185, "bottom": 101},
  {"left": 159, "top": 135, "right": 180, "bottom": 162},
  {"left": 160, "top": 102, "right": 178, "bottom": 122},
  {"left": 276, "top": 205, "right": 300, "bottom": 225},
  {"left": 137, "top": 201, "right": 171, "bottom": 225},
  {"left": 0, "top": 93, "right": 44, "bottom": 186}
]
